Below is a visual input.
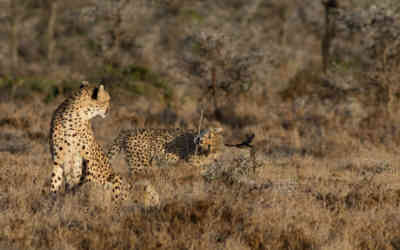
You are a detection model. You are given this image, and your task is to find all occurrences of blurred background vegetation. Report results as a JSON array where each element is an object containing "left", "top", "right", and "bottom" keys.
[{"left": 1, "top": 0, "right": 400, "bottom": 150}]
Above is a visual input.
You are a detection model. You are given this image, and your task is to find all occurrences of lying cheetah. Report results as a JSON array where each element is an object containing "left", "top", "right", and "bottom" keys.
[
  {"left": 107, "top": 127, "right": 224, "bottom": 174},
  {"left": 49, "top": 81, "right": 129, "bottom": 203}
]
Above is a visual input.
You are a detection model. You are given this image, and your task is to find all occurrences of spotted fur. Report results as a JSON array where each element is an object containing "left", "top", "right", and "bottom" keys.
[
  {"left": 107, "top": 127, "right": 224, "bottom": 173},
  {"left": 49, "top": 81, "right": 129, "bottom": 204}
]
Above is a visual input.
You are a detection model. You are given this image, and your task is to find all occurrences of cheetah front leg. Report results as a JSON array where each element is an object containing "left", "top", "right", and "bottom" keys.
[
  {"left": 64, "top": 153, "right": 83, "bottom": 192},
  {"left": 50, "top": 153, "right": 83, "bottom": 195},
  {"left": 50, "top": 162, "right": 64, "bottom": 195}
]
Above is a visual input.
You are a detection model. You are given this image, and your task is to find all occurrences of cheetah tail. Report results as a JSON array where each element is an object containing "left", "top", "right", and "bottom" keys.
[{"left": 224, "top": 133, "right": 255, "bottom": 149}]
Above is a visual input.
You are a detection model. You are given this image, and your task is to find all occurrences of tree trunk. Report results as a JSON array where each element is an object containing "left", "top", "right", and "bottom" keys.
[
  {"left": 9, "top": 0, "right": 19, "bottom": 77},
  {"left": 321, "top": 0, "right": 338, "bottom": 73},
  {"left": 47, "top": 0, "right": 58, "bottom": 65}
]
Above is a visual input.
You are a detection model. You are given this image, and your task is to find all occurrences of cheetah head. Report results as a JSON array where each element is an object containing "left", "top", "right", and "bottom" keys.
[
  {"left": 77, "top": 81, "right": 111, "bottom": 120},
  {"left": 194, "top": 127, "right": 224, "bottom": 154}
]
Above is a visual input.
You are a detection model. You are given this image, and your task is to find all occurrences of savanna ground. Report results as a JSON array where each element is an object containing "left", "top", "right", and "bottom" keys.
[{"left": 1, "top": 0, "right": 400, "bottom": 249}]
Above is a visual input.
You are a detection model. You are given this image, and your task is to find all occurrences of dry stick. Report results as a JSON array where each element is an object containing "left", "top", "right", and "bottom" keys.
[
  {"left": 195, "top": 108, "right": 204, "bottom": 156},
  {"left": 195, "top": 61, "right": 217, "bottom": 155},
  {"left": 211, "top": 66, "right": 218, "bottom": 111}
]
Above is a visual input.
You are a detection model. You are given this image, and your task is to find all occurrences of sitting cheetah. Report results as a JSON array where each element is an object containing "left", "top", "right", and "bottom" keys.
[
  {"left": 49, "top": 81, "right": 129, "bottom": 203},
  {"left": 107, "top": 127, "right": 224, "bottom": 174}
]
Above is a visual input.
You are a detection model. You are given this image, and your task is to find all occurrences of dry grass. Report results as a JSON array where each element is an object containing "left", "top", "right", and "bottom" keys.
[
  {"left": 1, "top": 1, "right": 400, "bottom": 249},
  {"left": 0, "top": 94, "right": 400, "bottom": 250}
]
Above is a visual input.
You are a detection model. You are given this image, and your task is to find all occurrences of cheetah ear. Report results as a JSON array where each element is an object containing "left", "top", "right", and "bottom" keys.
[
  {"left": 92, "top": 86, "right": 100, "bottom": 100},
  {"left": 80, "top": 81, "right": 89, "bottom": 89},
  {"left": 92, "top": 84, "right": 105, "bottom": 100}
]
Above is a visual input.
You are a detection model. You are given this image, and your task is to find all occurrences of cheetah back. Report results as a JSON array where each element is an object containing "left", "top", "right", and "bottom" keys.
[{"left": 108, "top": 127, "right": 224, "bottom": 173}]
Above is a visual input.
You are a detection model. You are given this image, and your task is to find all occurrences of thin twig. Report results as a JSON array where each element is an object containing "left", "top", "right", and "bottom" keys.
[{"left": 195, "top": 108, "right": 204, "bottom": 156}]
